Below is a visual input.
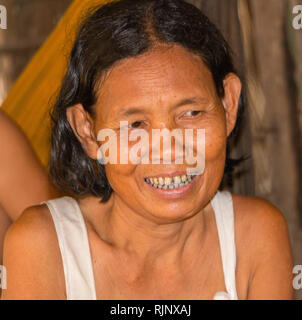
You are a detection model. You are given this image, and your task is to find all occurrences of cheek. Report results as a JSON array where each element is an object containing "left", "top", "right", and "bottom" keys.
[
  {"left": 204, "top": 116, "right": 227, "bottom": 165},
  {"left": 104, "top": 163, "right": 137, "bottom": 192}
]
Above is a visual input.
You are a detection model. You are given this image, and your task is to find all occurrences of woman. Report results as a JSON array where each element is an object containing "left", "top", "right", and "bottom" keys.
[
  {"left": 2, "top": 0, "right": 293, "bottom": 300},
  {"left": 0, "top": 110, "right": 59, "bottom": 265}
]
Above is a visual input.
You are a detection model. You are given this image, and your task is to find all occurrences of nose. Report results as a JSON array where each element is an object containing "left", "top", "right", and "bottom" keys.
[
  {"left": 152, "top": 130, "right": 184, "bottom": 164},
  {"left": 147, "top": 118, "right": 185, "bottom": 165}
]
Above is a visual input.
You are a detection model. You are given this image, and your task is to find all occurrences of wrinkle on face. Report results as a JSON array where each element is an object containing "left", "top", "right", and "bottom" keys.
[
  {"left": 95, "top": 44, "right": 222, "bottom": 129},
  {"left": 90, "top": 44, "right": 228, "bottom": 225}
]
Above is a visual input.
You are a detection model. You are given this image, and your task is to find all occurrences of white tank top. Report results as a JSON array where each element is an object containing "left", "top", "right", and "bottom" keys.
[{"left": 44, "top": 190, "right": 238, "bottom": 300}]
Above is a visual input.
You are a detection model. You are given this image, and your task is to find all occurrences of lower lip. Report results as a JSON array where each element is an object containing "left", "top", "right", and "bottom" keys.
[{"left": 144, "top": 175, "right": 201, "bottom": 199}]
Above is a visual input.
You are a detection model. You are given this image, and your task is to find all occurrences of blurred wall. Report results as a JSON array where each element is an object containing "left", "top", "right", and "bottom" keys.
[
  {"left": 0, "top": 0, "right": 72, "bottom": 105},
  {"left": 239, "top": 0, "right": 302, "bottom": 299}
]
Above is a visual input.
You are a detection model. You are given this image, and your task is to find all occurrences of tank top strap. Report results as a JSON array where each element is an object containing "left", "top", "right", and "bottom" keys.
[
  {"left": 210, "top": 190, "right": 238, "bottom": 300},
  {"left": 43, "top": 196, "right": 97, "bottom": 300}
]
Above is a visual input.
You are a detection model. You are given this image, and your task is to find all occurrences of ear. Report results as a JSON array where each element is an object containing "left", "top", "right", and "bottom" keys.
[
  {"left": 221, "top": 73, "right": 242, "bottom": 137},
  {"left": 66, "top": 104, "right": 99, "bottom": 160}
]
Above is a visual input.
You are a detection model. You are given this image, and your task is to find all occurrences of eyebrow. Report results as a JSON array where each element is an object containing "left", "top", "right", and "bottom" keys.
[
  {"left": 119, "top": 107, "right": 146, "bottom": 117},
  {"left": 174, "top": 96, "right": 208, "bottom": 108},
  {"left": 118, "top": 96, "right": 208, "bottom": 117}
]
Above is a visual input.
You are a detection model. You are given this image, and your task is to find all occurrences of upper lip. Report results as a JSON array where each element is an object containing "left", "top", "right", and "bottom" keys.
[{"left": 144, "top": 170, "right": 192, "bottom": 179}]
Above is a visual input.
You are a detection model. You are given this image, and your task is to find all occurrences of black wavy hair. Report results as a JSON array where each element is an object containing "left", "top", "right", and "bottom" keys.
[{"left": 50, "top": 0, "right": 243, "bottom": 202}]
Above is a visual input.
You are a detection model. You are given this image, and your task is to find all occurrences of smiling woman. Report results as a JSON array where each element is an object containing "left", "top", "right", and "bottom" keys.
[{"left": 1, "top": 0, "right": 294, "bottom": 300}]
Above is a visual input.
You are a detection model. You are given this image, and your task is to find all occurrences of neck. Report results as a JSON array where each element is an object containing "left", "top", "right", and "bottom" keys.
[{"left": 96, "top": 193, "right": 212, "bottom": 270}]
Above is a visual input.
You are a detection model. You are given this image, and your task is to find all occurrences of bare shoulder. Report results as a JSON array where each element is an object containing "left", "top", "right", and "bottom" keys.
[
  {"left": 231, "top": 194, "right": 294, "bottom": 299},
  {"left": 231, "top": 194, "right": 290, "bottom": 245},
  {"left": 1, "top": 204, "right": 66, "bottom": 300},
  {"left": 232, "top": 194, "right": 288, "bottom": 229},
  {"left": 3, "top": 204, "right": 60, "bottom": 255},
  {"left": 6, "top": 203, "right": 54, "bottom": 236}
]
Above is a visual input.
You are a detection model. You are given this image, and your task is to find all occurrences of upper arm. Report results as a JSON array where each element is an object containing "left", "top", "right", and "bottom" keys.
[
  {"left": 245, "top": 199, "right": 294, "bottom": 300},
  {"left": 0, "top": 111, "right": 59, "bottom": 220},
  {"left": 0, "top": 206, "right": 66, "bottom": 300}
]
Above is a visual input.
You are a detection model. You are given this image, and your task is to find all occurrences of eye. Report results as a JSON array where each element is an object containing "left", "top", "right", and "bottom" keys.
[
  {"left": 129, "top": 121, "right": 144, "bottom": 129},
  {"left": 183, "top": 110, "right": 202, "bottom": 117}
]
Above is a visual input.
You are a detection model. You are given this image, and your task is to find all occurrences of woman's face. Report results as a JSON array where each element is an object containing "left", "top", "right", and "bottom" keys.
[{"left": 69, "top": 44, "right": 241, "bottom": 223}]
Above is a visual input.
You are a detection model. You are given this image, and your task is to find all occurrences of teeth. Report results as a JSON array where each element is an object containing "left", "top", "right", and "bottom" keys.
[
  {"left": 173, "top": 176, "right": 181, "bottom": 184},
  {"left": 145, "top": 174, "right": 196, "bottom": 189},
  {"left": 158, "top": 177, "right": 164, "bottom": 185},
  {"left": 164, "top": 177, "right": 172, "bottom": 185}
]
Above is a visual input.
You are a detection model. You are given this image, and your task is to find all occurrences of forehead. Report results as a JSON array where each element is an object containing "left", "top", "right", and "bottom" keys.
[{"left": 96, "top": 44, "right": 217, "bottom": 118}]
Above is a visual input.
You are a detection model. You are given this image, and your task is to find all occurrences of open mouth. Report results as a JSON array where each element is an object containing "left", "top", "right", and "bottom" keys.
[{"left": 144, "top": 173, "right": 197, "bottom": 190}]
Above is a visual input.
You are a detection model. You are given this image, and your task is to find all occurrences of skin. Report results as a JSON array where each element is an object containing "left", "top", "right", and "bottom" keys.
[
  {"left": 0, "top": 110, "right": 59, "bottom": 264},
  {"left": 1, "top": 44, "right": 294, "bottom": 300}
]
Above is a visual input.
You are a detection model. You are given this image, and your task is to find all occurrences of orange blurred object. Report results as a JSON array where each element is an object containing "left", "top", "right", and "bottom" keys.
[{"left": 1, "top": 0, "right": 111, "bottom": 168}]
